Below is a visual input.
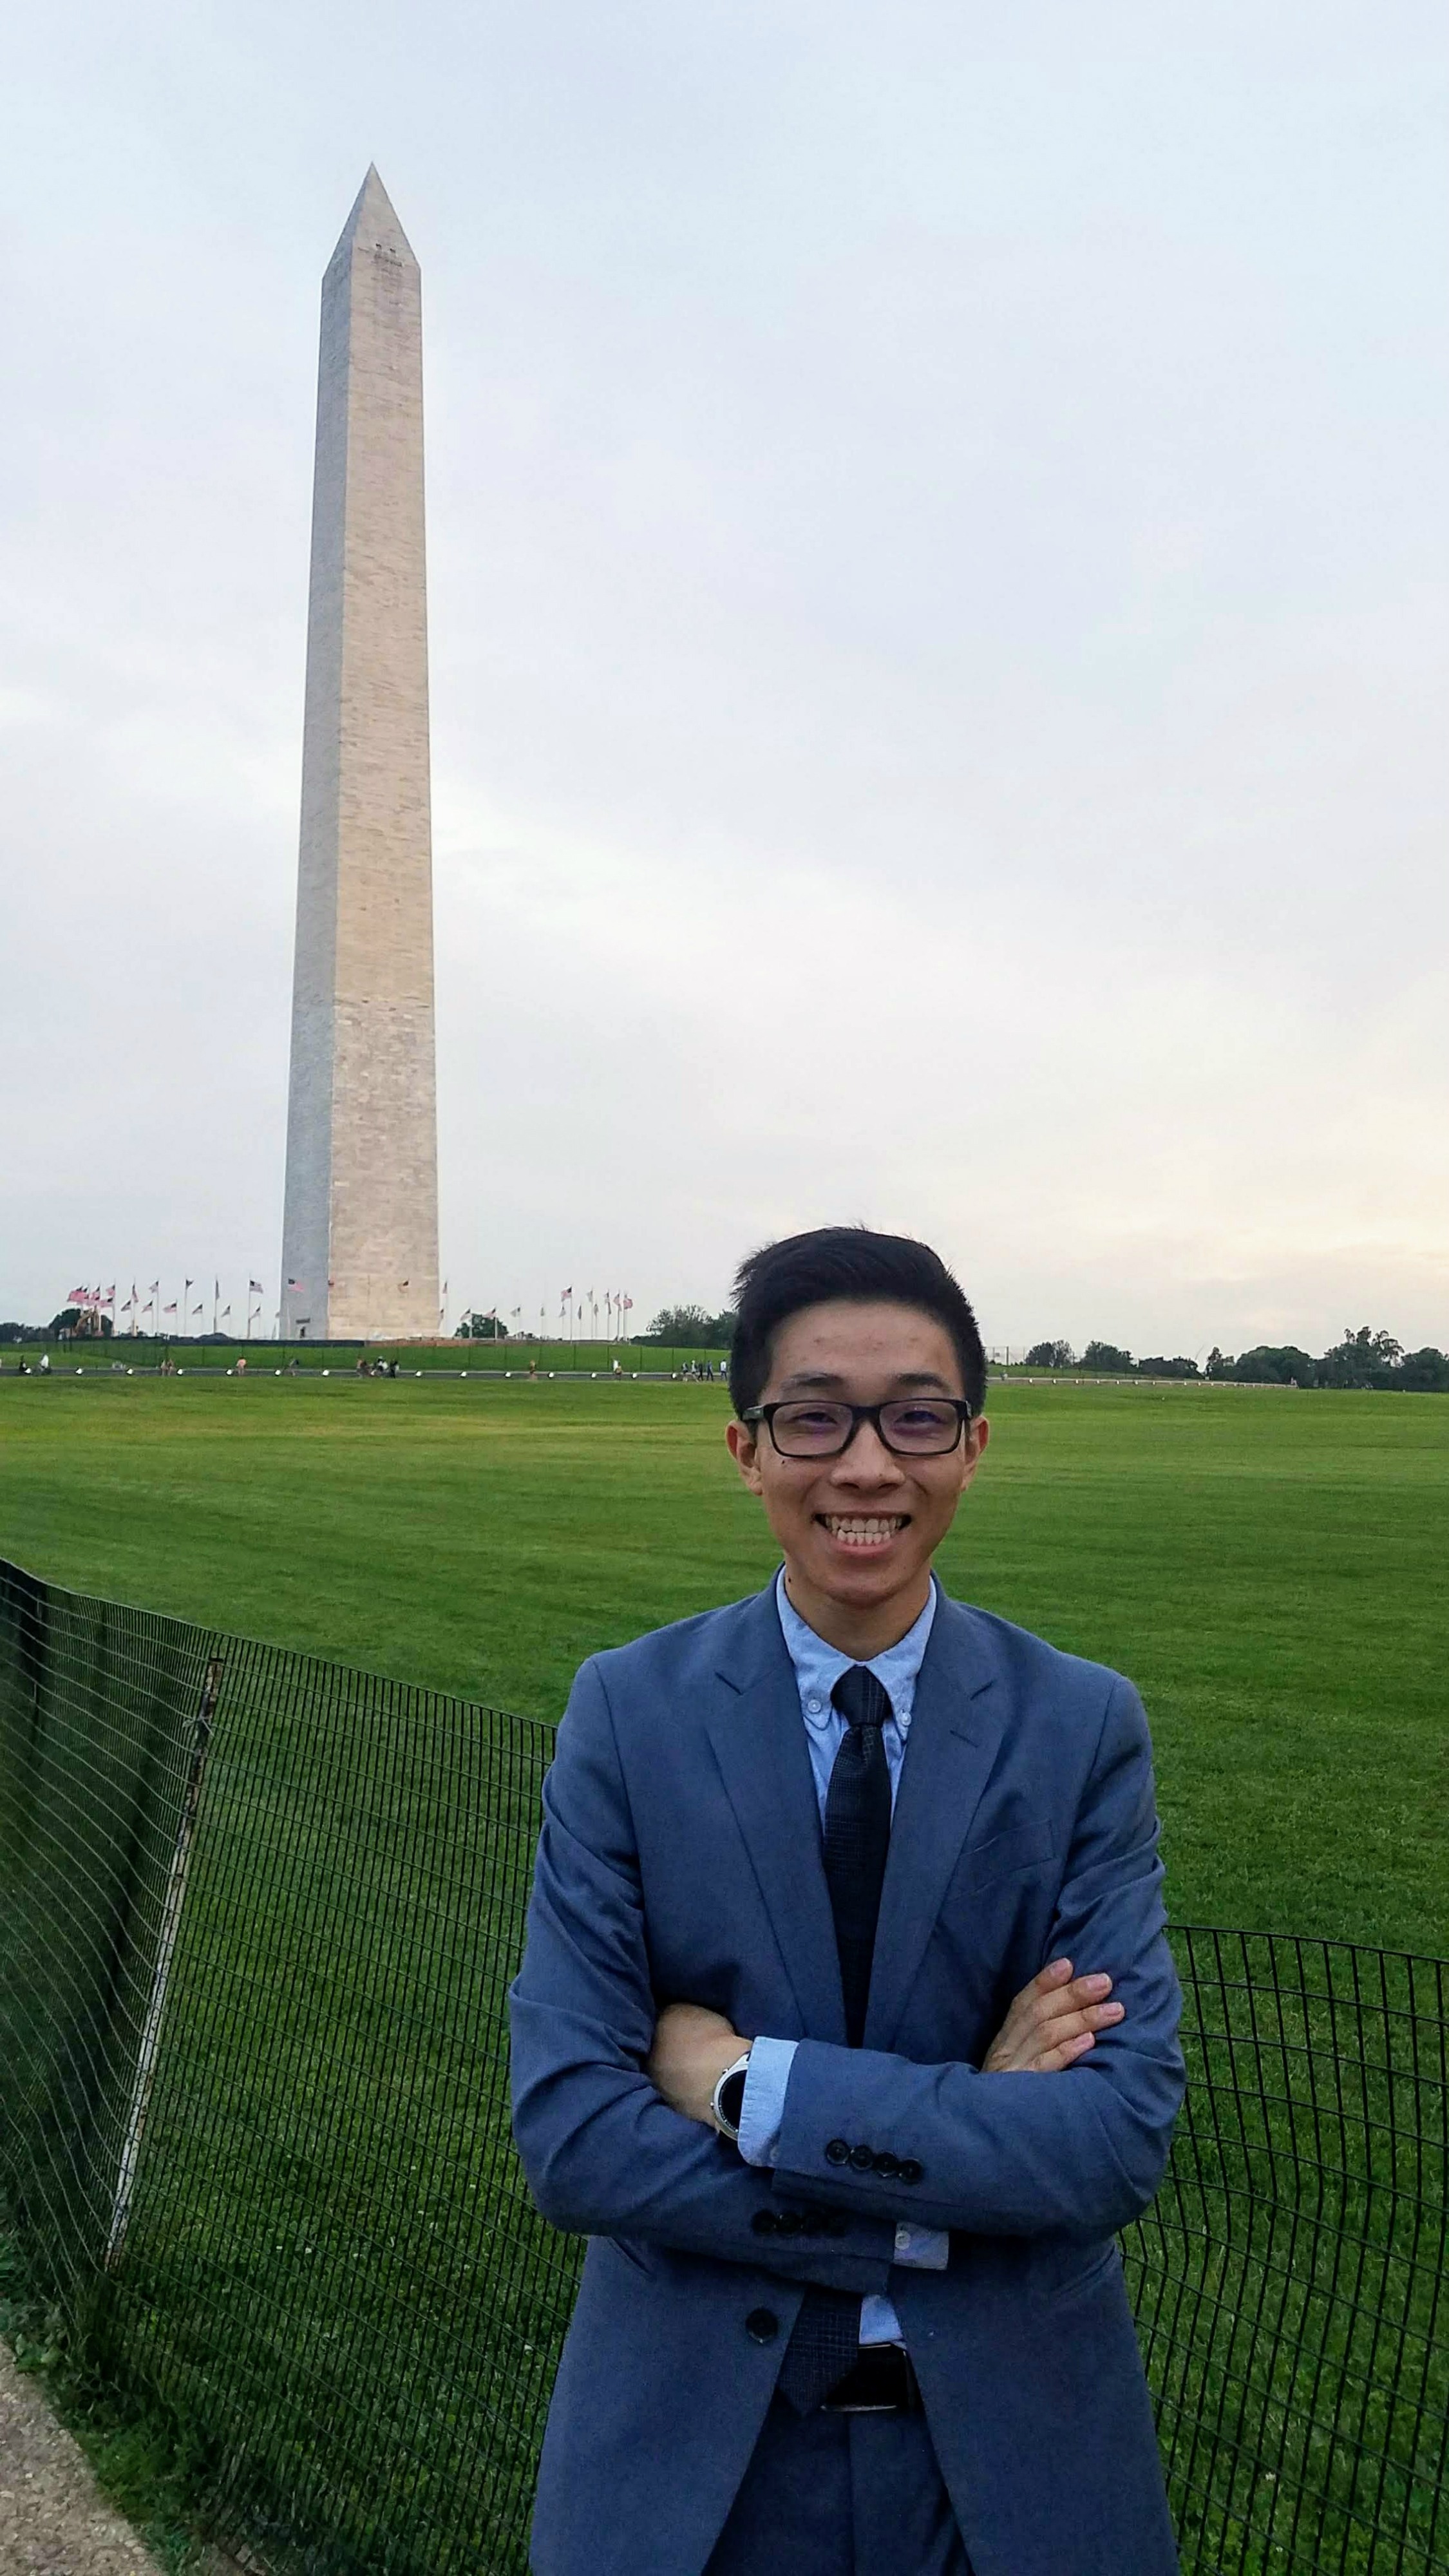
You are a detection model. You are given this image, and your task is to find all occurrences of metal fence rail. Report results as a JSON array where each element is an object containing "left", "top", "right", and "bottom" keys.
[{"left": 0, "top": 1557, "right": 1443, "bottom": 2573}]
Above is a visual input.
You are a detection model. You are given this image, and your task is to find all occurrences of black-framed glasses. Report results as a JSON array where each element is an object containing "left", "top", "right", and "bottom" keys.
[{"left": 743, "top": 1398, "right": 973, "bottom": 1459}]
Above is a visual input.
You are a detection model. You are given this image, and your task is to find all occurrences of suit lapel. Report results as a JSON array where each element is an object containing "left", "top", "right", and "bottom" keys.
[
  {"left": 704, "top": 1589, "right": 847, "bottom": 2044},
  {"left": 865, "top": 1596, "right": 1007, "bottom": 2053}
]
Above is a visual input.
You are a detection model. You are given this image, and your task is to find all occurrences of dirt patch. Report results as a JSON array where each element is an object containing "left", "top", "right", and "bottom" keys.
[{"left": 0, "top": 2338, "right": 163, "bottom": 2575}]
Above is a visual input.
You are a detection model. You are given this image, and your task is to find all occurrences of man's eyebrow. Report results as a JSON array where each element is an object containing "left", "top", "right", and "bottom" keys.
[{"left": 775, "top": 1368, "right": 957, "bottom": 1394}]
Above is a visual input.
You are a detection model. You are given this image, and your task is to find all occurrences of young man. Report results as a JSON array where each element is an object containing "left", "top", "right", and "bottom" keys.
[{"left": 510, "top": 1228, "right": 1183, "bottom": 2576}]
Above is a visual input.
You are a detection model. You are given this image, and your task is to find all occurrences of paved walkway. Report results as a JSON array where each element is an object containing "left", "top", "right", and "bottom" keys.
[{"left": 0, "top": 2339, "right": 163, "bottom": 2575}]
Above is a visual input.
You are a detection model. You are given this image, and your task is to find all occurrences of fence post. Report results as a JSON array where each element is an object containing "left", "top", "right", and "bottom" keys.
[{"left": 104, "top": 1655, "right": 223, "bottom": 2269}]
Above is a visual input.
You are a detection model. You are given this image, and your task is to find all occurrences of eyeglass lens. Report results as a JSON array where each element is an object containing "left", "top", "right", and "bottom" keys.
[{"left": 771, "top": 1400, "right": 963, "bottom": 1456}]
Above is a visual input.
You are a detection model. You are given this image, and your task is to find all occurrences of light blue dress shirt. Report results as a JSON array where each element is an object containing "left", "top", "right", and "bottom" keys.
[{"left": 736, "top": 1571, "right": 950, "bottom": 2347}]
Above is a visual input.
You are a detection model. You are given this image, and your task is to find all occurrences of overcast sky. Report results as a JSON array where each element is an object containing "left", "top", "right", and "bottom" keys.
[{"left": 3, "top": 3, "right": 1446, "bottom": 1352}]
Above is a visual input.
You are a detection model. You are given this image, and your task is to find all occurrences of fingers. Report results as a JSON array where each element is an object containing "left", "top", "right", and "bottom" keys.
[
  {"left": 985, "top": 1962, "right": 1128, "bottom": 2074},
  {"left": 1032, "top": 1967, "right": 1119, "bottom": 2025},
  {"left": 1007, "top": 1962, "right": 1126, "bottom": 2071},
  {"left": 1036, "top": 2032, "right": 1098, "bottom": 2071}
]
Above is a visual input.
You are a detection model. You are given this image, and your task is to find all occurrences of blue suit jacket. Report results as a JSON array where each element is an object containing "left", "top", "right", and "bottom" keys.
[{"left": 509, "top": 1584, "right": 1184, "bottom": 2576}]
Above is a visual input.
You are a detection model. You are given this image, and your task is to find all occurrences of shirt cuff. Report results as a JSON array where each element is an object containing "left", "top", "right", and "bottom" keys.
[
  {"left": 735, "top": 2035, "right": 797, "bottom": 2168},
  {"left": 892, "top": 2223, "right": 949, "bottom": 2270}
]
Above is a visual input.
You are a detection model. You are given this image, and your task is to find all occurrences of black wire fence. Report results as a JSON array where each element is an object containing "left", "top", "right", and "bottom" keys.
[{"left": 0, "top": 1556, "right": 1443, "bottom": 2575}]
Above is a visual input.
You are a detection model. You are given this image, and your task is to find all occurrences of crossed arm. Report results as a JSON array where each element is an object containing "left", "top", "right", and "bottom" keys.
[
  {"left": 647, "top": 1956, "right": 1129, "bottom": 2132},
  {"left": 509, "top": 1658, "right": 1184, "bottom": 2277}
]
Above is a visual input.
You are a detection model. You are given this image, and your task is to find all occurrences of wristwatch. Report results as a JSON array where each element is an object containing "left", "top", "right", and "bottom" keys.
[{"left": 711, "top": 2049, "right": 753, "bottom": 2145}]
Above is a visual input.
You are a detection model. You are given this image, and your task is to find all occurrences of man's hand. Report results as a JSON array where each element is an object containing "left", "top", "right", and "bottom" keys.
[
  {"left": 647, "top": 2002, "right": 750, "bottom": 2127},
  {"left": 983, "top": 1957, "right": 1124, "bottom": 2074}
]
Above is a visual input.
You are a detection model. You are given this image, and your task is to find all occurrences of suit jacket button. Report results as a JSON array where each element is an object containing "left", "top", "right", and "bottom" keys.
[
  {"left": 751, "top": 2208, "right": 778, "bottom": 2236},
  {"left": 896, "top": 2158, "right": 923, "bottom": 2185},
  {"left": 825, "top": 2138, "right": 851, "bottom": 2166},
  {"left": 849, "top": 2143, "right": 875, "bottom": 2172},
  {"left": 872, "top": 2150, "right": 900, "bottom": 2179},
  {"left": 745, "top": 2307, "right": 779, "bottom": 2344}
]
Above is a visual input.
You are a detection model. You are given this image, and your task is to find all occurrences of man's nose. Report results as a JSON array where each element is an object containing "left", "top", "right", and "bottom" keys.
[{"left": 831, "top": 1421, "right": 905, "bottom": 1483}]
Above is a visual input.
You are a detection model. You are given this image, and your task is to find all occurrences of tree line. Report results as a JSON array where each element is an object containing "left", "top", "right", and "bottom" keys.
[
  {"left": 1023, "top": 1328, "right": 1449, "bottom": 1392},
  {"left": 8, "top": 1308, "right": 1444, "bottom": 1392}
]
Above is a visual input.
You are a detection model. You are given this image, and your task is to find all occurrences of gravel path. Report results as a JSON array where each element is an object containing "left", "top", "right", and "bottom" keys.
[{"left": 0, "top": 2340, "right": 163, "bottom": 2575}]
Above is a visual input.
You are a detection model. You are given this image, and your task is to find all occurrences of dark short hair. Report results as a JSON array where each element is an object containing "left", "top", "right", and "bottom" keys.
[{"left": 728, "top": 1226, "right": 986, "bottom": 1417}]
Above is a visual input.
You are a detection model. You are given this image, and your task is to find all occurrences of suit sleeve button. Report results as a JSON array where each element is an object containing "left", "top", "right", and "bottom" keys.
[
  {"left": 849, "top": 2143, "right": 875, "bottom": 2172},
  {"left": 872, "top": 2151, "right": 900, "bottom": 2179},
  {"left": 745, "top": 2307, "right": 779, "bottom": 2344},
  {"left": 751, "top": 2208, "right": 778, "bottom": 2236},
  {"left": 777, "top": 2210, "right": 806, "bottom": 2235},
  {"left": 825, "top": 2138, "right": 851, "bottom": 2166},
  {"left": 896, "top": 2158, "right": 923, "bottom": 2185}
]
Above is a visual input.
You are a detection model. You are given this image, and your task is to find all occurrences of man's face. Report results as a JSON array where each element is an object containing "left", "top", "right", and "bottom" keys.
[{"left": 726, "top": 1299, "right": 988, "bottom": 1629}]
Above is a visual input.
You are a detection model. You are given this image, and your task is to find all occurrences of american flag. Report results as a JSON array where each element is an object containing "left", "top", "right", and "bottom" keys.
[
  {"left": 249, "top": 1280, "right": 264, "bottom": 1296},
  {"left": 163, "top": 1302, "right": 177, "bottom": 1315}
]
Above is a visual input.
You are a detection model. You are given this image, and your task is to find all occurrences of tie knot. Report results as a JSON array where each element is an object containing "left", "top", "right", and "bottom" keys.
[{"left": 831, "top": 1665, "right": 893, "bottom": 1732}]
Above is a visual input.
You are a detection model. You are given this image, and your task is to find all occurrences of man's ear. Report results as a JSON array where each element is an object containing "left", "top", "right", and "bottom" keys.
[
  {"left": 958, "top": 1414, "right": 990, "bottom": 1493},
  {"left": 725, "top": 1417, "right": 764, "bottom": 1493}
]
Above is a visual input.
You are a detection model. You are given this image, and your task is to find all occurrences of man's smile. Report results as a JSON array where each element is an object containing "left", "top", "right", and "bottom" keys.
[{"left": 819, "top": 1512, "right": 911, "bottom": 1549}]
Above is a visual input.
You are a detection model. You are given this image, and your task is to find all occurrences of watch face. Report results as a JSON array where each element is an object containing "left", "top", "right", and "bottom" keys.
[{"left": 717, "top": 2068, "right": 748, "bottom": 2133}]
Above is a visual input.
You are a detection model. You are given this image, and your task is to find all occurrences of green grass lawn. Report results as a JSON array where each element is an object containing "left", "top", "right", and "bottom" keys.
[
  {"left": 1, "top": 1372, "right": 1444, "bottom": 2574},
  {"left": 0, "top": 1370, "right": 1443, "bottom": 1951}
]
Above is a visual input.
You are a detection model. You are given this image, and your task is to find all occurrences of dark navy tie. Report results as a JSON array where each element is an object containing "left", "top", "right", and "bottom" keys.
[
  {"left": 776, "top": 1664, "right": 894, "bottom": 2415},
  {"left": 821, "top": 1663, "right": 894, "bottom": 2049}
]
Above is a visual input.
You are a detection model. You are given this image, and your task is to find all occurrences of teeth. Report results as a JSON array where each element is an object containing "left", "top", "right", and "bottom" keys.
[{"left": 824, "top": 1516, "right": 905, "bottom": 1548}]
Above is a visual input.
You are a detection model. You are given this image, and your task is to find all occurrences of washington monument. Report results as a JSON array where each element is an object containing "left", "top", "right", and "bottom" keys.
[{"left": 279, "top": 168, "right": 439, "bottom": 1343}]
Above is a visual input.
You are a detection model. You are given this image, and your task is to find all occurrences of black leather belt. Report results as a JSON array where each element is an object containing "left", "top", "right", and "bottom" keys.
[{"left": 820, "top": 2344, "right": 922, "bottom": 2414}]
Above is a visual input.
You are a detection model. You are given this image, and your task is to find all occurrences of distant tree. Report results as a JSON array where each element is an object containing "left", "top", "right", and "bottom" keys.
[
  {"left": 1316, "top": 1326, "right": 1403, "bottom": 1390},
  {"left": 455, "top": 1309, "right": 506, "bottom": 1340},
  {"left": 1204, "top": 1347, "right": 1233, "bottom": 1379},
  {"left": 1232, "top": 1345, "right": 1315, "bottom": 1385},
  {"left": 45, "top": 1307, "right": 112, "bottom": 1340},
  {"left": 1024, "top": 1340, "right": 1074, "bottom": 1368},
  {"left": 641, "top": 1305, "right": 736, "bottom": 1348},
  {"left": 1396, "top": 1346, "right": 1449, "bottom": 1393},
  {"left": 0, "top": 1323, "right": 29, "bottom": 1345},
  {"left": 1080, "top": 1341, "right": 1134, "bottom": 1373},
  {"left": 1137, "top": 1356, "right": 1200, "bottom": 1379}
]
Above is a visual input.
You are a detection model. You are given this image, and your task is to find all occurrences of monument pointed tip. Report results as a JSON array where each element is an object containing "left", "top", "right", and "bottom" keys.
[{"left": 331, "top": 164, "right": 417, "bottom": 269}]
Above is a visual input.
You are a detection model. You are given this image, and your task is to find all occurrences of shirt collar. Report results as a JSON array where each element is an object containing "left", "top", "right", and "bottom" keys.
[{"left": 774, "top": 1568, "right": 938, "bottom": 1732}]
